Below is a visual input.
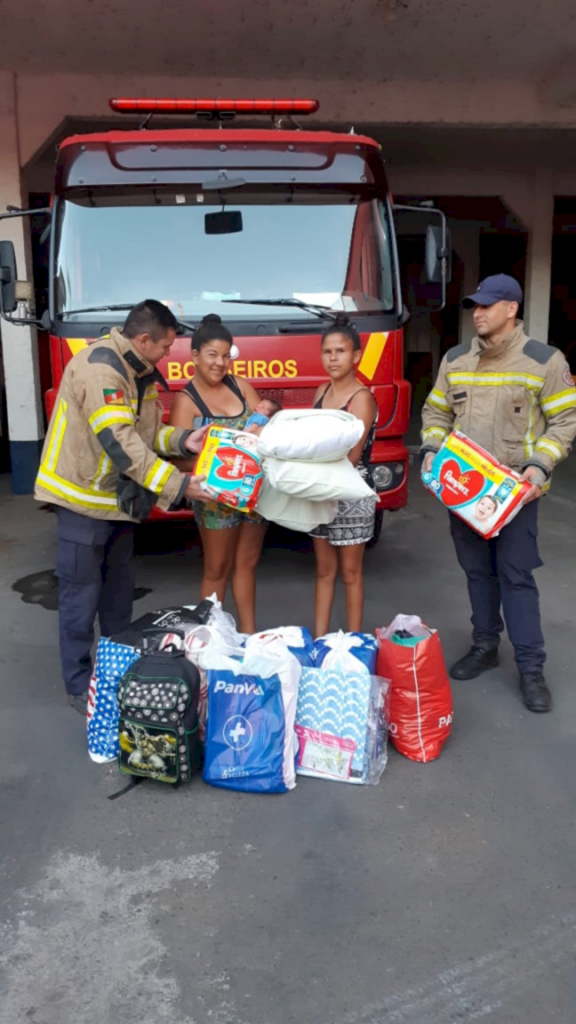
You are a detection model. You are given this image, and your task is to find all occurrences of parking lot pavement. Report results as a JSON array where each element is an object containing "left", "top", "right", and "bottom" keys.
[{"left": 1, "top": 461, "right": 575, "bottom": 1024}]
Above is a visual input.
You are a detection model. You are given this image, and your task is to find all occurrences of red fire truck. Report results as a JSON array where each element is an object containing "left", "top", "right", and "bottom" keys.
[{"left": 0, "top": 98, "right": 449, "bottom": 542}]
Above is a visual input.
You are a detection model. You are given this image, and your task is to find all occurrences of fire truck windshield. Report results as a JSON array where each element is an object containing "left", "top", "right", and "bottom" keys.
[{"left": 54, "top": 189, "right": 396, "bottom": 323}]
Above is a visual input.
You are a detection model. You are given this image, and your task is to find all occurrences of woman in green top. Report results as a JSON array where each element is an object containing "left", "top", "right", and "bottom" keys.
[{"left": 169, "top": 314, "right": 266, "bottom": 633}]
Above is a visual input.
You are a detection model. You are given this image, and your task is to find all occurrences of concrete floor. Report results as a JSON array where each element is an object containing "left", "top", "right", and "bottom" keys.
[{"left": 1, "top": 461, "right": 575, "bottom": 1024}]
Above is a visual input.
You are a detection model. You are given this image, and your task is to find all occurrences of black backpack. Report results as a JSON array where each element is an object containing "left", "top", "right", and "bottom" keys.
[
  {"left": 117, "top": 646, "right": 202, "bottom": 786},
  {"left": 111, "top": 600, "right": 214, "bottom": 651}
]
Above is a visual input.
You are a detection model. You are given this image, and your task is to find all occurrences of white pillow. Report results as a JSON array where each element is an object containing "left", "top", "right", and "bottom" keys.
[
  {"left": 263, "top": 456, "right": 376, "bottom": 502},
  {"left": 258, "top": 408, "right": 364, "bottom": 462},
  {"left": 256, "top": 479, "right": 338, "bottom": 532}
]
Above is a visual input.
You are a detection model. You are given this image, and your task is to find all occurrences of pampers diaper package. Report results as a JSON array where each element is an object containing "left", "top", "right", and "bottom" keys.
[
  {"left": 193, "top": 425, "right": 264, "bottom": 512},
  {"left": 422, "top": 431, "right": 532, "bottom": 539}
]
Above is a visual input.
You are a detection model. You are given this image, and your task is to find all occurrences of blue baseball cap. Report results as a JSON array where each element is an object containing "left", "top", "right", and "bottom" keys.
[{"left": 462, "top": 273, "right": 523, "bottom": 308}]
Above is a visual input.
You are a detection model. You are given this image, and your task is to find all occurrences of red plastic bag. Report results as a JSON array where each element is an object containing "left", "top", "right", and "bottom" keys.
[{"left": 376, "top": 615, "right": 453, "bottom": 763}]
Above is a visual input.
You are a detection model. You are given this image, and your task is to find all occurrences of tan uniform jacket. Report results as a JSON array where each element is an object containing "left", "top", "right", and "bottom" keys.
[
  {"left": 421, "top": 322, "right": 576, "bottom": 490},
  {"left": 35, "top": 328, "right": 192, "bottom": 520}
]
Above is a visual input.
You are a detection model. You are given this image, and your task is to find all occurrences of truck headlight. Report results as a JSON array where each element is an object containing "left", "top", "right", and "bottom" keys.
[
  {"left": 371, "top": 462, "right": 405, "bottom": 491},
  {"left": 372, "top": 465, "right": 393, "bottom": 490}
]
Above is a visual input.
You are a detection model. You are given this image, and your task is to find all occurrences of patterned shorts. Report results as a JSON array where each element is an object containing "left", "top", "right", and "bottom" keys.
[
  {"left": 309, "top": 493, "right": 375, "bottom": 546},
  {"left": 192, "top": 500, "right": 264, "bottom": 531}
]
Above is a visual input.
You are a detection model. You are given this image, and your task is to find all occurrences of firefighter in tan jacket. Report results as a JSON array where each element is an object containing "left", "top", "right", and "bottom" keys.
[
  {"left": 35, "top": 300, "right": 209, "bottom": 713},
  {"left": 421, "top": 274, "right": 576, "bottom": 713}
]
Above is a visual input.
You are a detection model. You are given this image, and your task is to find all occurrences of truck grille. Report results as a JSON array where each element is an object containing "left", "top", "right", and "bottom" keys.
[
  {"left": 158, "top": 385, "right": 318, "bottom": 414},
  {"left": 258, "top": 386, "right": 318, "bottom": 408}
]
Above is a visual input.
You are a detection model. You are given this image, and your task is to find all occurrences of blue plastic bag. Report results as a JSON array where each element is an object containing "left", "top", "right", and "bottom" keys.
[
  {"left": 296, "top": 668, "right": 389, "bottom": 785},
  {"left": 202, "top": 641, "right": 300, "bottom": 793},
  {"left": 87, "top": 638, "right": 140, "bottom": 763}
]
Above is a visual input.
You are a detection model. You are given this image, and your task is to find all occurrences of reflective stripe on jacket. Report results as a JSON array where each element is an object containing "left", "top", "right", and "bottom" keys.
[
  {"left": 421, "top": 322, "right": 576, "bottom": 489},
  {"left": 35, "top": 328, "right": 191, "bottom": 520}
]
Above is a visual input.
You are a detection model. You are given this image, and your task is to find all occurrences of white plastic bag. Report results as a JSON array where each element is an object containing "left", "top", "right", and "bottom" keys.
[
  {"left": 249, "top": 627, "right": 315, "bottom": 667},
  {"left": 204, "top": 594, "right": 247, "bottom": 645},
  {"left": 379, "top": 613, "right": 434, "bottom": 642},
  {"left": 314, "top": 630, "right": 380, "bottom": 675}
]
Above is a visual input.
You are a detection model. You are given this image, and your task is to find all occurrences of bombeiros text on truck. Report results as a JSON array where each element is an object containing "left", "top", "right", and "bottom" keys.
[{"left": 0, "top": 97, "right": 450, "bottom": 544}]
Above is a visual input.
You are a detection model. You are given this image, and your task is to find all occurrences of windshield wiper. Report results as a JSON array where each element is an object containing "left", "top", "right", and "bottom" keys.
[
  {"left": 222, "top": 297, "right": 340, "bottom": 321},
  {"left": 57, "top": 304, "right": 138, "bottom": 317},
  {"left": 58, "top": 305, "right": 197, "bottom": 338}
]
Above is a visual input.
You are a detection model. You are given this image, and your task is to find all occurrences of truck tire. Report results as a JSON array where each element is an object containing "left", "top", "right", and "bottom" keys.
[{"left": 366, "top": 508, "right": 384, "bottom": 550}]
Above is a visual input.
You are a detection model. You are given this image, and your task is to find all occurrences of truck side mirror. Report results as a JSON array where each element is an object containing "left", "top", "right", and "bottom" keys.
[
  {"left": 0, "top": 241, "right": 17, "bottom": 313},
  {"left": 400, "top": 303, "right": 411, "bottom": 326},
  {"left": 426, "top": 225, "right": 452, "bottom": 285},
  {"left": 393, "top": 203, "right": 451, "bottom": 310}
]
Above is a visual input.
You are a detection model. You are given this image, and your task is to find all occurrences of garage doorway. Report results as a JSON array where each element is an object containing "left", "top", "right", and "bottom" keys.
[{"left": 550, "top": 199, "right": 576, "bottom": 372}]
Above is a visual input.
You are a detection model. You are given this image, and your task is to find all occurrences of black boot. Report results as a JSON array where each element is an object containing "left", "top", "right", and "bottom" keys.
[
  {"left": 520, "top": 672, "right": 552, "bottom": 713},
  {"left": 67, "top": 691, "right": 88, "bottom": 716},
  {"left": 450, "top": 646, "right": 499, "bottom": 680}
]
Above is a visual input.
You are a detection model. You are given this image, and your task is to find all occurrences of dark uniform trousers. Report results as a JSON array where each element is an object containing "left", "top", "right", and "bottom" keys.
[
  {"left": 56, "top": 507, "right": 135, "bottom": 695},
  {"left": 449, "top": 500, "right": 545, "bottom": 673}
]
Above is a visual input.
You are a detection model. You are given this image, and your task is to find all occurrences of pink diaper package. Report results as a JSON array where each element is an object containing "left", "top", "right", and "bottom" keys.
[
  {"left": 193, "top": 426, "right": 264, "bottom": 512},
  {"left": 422, "top": 431, "right": 532, "bottom": 538}
]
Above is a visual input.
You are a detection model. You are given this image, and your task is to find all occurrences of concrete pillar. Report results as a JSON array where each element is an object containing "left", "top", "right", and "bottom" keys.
[
  {"left": 523, "top": 169, "right": 554, "bottom": 343},
  {"left": 452, "top": 220, "right": 481, "bottom": 344},
  {"left": 0, "top": 72, "right": 44, "bottom": 493}
]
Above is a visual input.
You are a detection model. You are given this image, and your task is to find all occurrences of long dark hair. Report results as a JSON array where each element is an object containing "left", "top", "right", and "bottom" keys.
[
  {"left": 321, "top": 314, "right": 361, "bottom": 352},
  {"left": 192, "top": 314, "right": 233, "bottom": 351}
]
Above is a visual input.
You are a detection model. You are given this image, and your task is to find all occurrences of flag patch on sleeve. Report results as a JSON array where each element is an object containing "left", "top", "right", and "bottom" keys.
[{"left": 103, "top": 388, "right": 125, "bottom": 405}]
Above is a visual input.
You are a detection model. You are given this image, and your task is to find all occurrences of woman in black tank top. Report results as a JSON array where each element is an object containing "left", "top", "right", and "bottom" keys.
[
  {"left": 169, "top": 315, "right": 266, "bottom": 634},
  {"left": 310, "top": 319, "right": 378, "bottom": 636}
]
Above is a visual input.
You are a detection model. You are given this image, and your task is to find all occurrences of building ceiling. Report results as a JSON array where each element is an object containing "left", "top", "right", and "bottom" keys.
[{"left": 4, "top": 0, "right": 576, "bottom": 85}]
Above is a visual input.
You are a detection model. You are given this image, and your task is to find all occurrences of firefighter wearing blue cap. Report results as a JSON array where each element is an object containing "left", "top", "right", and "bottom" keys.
[{"left": 421, "top": 274, "right": 576, "bottom": 712}]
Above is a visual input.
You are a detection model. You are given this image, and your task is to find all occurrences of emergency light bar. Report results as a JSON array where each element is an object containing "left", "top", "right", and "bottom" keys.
[{"left": 109, "top": 98, "right": 319, "bottom": 116}]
